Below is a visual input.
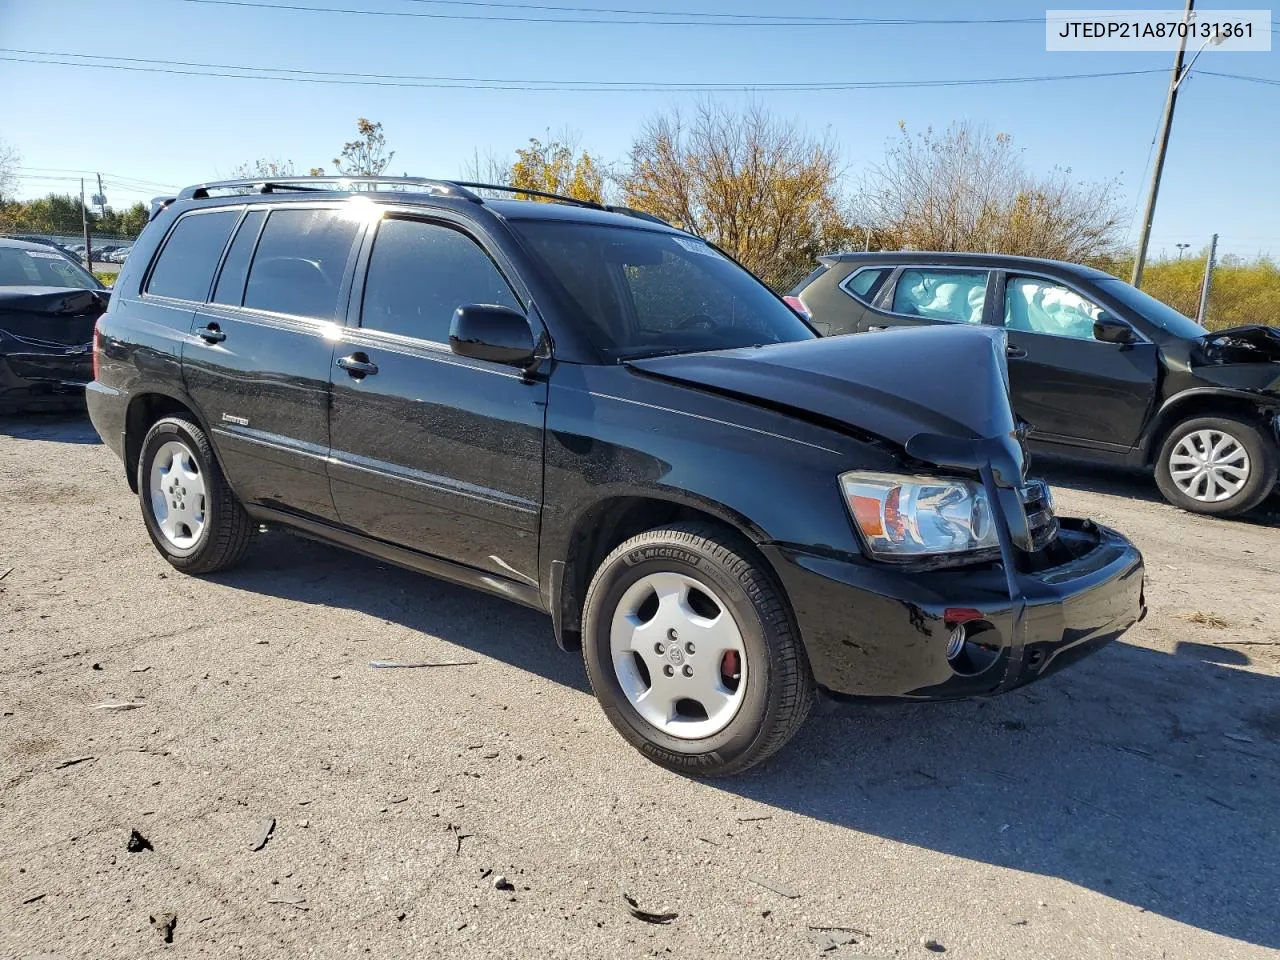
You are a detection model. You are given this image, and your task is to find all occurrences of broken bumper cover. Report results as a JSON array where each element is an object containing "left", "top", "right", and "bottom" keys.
[{"left": 761, "top": 518, "right": 1145, "bottom": 699}]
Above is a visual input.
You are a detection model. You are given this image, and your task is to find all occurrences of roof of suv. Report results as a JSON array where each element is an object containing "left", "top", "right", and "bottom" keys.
[
  {"left": 164, "top": 176, "right": 682, "bottom": 234},
  {"left": 821, "top": 250, "right": 1116, "bottom": 281}
]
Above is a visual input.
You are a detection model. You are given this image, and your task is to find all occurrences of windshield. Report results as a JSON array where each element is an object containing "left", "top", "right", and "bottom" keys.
[
  {"left": 0, "top": 246, "right": 101, "bottom": 290},
  {"left": 510, "top": 220, "right": 815, "bottom": 361},
  {"left": 1094, "top": 277, "right": 1207, "bottom": 340}
]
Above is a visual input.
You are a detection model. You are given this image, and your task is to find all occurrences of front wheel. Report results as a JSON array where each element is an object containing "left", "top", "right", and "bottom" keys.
[
  {"left": 1154, "top": 415, "right": 1278, "bottom": 517},
  {"left": 138, "top": 415, "right": 254, "bottom": 573},
  {"left": 582, "top": 522, "right": 815, "bottom": 777}
]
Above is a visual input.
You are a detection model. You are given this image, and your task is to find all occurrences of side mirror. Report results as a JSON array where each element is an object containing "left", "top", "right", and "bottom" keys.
[
  {"left": 1093, "top": 315, "right": 1137, "bottom": 345},
  {"left": 449, "top": 304, "right": 536, "bottom": 366}
]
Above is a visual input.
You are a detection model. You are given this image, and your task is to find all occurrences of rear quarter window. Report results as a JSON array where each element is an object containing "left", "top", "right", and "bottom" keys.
[{"left": 145, "top": 210, "right": 240, "bottom": 302}]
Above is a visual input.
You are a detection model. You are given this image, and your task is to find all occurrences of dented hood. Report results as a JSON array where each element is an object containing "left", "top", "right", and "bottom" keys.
[
  {"left": 0, "top": 286, "right": 108, "bottom": 348},
  {"left": 628, "top": 325, "right": 1026, "bottom": 483},
  {"left": 1199, "top": 324, "right": 1280, "bottom": 364}
]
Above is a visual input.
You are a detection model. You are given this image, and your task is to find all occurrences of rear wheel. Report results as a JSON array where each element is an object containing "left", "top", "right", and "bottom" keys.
[
  {"left": 1154, "top": 415, "right": 1278, "bottom": 517},
  {"left": 582, "top": 522, "right": 815, "bottom": 777},
  {"left": 138, "top": 415, "right": 254, "bottom": 573}
]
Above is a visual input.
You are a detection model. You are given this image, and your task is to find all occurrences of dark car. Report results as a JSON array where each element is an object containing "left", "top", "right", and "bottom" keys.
[
  {"left": 0, "top": 237, "right": 110, "bottom": 412},
  {"left": 87, "top": 177, "right": 1144, "bottom": 775},
  {"left": 789, "top": 252, "right": 1280, "bottom": 517}
]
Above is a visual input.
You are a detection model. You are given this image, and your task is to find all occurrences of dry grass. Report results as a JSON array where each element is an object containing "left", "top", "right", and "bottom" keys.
[{"left": 1177, "top": 611, "right": 1232, "bottom": 629}]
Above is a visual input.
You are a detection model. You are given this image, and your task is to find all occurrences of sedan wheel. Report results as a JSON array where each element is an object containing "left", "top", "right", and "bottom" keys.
[
  {"left": 1167, "top": 429, "right": 1251, "bottom": 504},
  {"left": 1155, "top": 415, "right": 1278, "bottom": 517}
]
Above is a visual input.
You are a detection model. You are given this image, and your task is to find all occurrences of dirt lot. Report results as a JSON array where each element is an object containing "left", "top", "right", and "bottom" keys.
[{"left": 2, "top": 413, "right": 1278, "bottom": 960}]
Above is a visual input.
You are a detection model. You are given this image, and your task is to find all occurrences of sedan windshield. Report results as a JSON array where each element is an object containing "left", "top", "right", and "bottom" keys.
[
  {"left": 1094, "top": 277, "right": 1208, "bottom": 340},
  {"left": 0, "top": 246, "right": 102, "bottom": 290},
  {"left": 510, "top": 220, "right": 815, "bottom": 361}
]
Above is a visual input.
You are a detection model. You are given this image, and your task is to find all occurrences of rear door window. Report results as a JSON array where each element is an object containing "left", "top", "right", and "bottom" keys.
[
  {"left": 212, "top": 210, "right": 267, "bottom": 306},
  {"left": 891, "top": 268, "right": 989, "bottom": 324},
  {"left": 243, "top": 208, "right": 362, "bottom": 320},
  {"left": 146, "top": 210, "right": 240, "bottom": 302}
]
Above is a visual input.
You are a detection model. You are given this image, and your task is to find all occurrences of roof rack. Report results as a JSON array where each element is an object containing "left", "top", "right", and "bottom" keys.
[
  {"left": 172, "top": 176, "right": 672, "bottom": 227},
  {"left": 177, "top": 176, "right": 483, "bottom": 202}
]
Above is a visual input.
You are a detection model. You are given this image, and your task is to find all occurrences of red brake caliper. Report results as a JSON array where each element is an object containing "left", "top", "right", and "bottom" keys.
[{"left": 721, "top": 650, "right": 741, "bottom": 685}]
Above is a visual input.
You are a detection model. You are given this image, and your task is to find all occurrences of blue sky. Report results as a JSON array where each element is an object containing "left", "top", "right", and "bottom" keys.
[{"left": 1, "top": 0, "right": 1276, "bottom": 259}]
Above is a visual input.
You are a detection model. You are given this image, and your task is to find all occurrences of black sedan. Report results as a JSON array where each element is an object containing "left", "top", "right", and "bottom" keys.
[
  {"left": 790, "top": 252, "right": 1280, "bottom": 517},
  {"left": 0, "top": 237, "right": 110, "bottom": 412}
]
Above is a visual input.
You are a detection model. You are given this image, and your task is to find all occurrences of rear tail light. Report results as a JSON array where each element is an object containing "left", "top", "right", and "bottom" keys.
[{"left": 783, "top": 295, "right": 811, "bottom": 320}]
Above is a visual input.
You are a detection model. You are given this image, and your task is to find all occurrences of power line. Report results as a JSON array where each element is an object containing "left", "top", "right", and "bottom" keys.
[
  {"left": 168, "top": 0, "right": 1049, "bottom": 27},
  {"left": 1, "top": 51, "right": 1170, "bottom": 93},
  {"left": 17, "top": 166, "right": 181, "bottom": 190},
  {"left": 1199, "top": 70, "right": 1280, "bottom": 86}
]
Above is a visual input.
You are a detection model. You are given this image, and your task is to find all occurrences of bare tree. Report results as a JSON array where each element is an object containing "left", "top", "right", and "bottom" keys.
[
  {"left": 229, "top": 158, "right": 297, "bottom": 180},
  {"left": 858, "top": 121, "right": 1124, "bottom": 263},
  {"left": 620, "top": 101, "right": 854, "bottom": 290},
  {"left": 323, "top": 118, "right": 395, "bottom": 178},
  {"left": 0, "top": 137, "right": 20, "bottom": 203}
]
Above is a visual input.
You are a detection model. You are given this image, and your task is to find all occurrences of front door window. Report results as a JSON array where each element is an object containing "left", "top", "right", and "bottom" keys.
[{"left": 1005, "top": 277, "right": 1105, "bottom": 341}]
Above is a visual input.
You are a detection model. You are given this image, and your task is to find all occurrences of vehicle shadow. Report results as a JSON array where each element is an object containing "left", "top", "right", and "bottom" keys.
[
  {"left": 0, "top": 410, "right": 99, "bottom": 445},
  {"left": 1035, "top": 456, "right": 1280, "bottom": 526},
  {"left": 214, "top": 529, "right": 1280, "bottom": 949}
]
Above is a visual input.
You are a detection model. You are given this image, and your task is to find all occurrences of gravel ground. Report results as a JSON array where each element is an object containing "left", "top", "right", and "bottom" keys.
[{"left": 2, "top": 413, "right": 1278, "bottom": 960}]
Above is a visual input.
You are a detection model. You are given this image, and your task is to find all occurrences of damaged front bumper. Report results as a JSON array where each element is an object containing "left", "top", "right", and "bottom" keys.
[{"left": 763, "top": 517, "right": 1145, "bottom": 700}]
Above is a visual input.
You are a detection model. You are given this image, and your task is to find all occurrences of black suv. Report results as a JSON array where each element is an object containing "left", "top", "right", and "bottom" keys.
[
  {"left": 88, "top": 178, "right": 1145, "bottom": 775},
  {"left": 790, "top": 252, "right": 1280, "bottom": 517}
]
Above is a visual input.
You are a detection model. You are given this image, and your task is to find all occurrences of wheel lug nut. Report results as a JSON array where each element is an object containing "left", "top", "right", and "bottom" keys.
[
  {"left": 685, "top": 642, "right": 695, "bottom": 655},
  {"left": 654, "top": 642, "right": 665, "bottom": 655},
  {"left": 663, "top": 665, "right": 674, "bottom": 677},
  {"left": 667, "top": 628, "right": 678, "bottom": 641},
  {"left": 682, "top": 665, "right": 693, "bottom": 677}
]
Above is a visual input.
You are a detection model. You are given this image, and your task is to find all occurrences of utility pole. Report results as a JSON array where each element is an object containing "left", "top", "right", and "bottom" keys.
[
  {"left": 80, "top": 178, "right": 93, "bottom": 271},
  {"left": 1131, "top": 0, "right": 1194, "bottom": 289},
  {"left": 863, "top": 224, "right": 872, "bottom": 252},
  {"left": 95, "top": 172, "right": 107, "bottom": 218},
  {"left": 1197, "top": 232, "right": 1217, "bottom": 325}
]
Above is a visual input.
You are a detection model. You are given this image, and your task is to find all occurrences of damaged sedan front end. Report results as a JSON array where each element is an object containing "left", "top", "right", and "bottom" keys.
[{"left": 0, "top": 239, "right": 110, "bottom": 412}]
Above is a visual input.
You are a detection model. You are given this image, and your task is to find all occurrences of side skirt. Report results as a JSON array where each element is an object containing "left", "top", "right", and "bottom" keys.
[{"left": 246, "top": 504, "right": 548, "bottom": 613}]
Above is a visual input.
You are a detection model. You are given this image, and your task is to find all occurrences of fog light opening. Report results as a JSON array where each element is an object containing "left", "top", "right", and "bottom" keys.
[{"left": 945, "top": 618, "right": 1002, "bottom": 677}]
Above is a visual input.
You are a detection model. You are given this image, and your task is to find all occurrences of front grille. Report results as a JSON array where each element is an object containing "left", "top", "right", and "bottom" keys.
[{"left": 1021, "top": 479, "right": 1059, "bottom": 551}]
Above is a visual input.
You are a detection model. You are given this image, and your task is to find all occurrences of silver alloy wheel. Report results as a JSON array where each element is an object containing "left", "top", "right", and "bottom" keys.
[
  {"left": 609, "top": 571, "right": 748, "bottom": 740},
  {"left": 149, "top": 439, "right": 208, "bottom": 549},
  {"left": 1168, "top": 429, "right": 1251, "bottom": 503}
]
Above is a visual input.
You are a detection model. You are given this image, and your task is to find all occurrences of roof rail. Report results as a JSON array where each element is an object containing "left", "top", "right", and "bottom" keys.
[
  {"left": 172, "top": 176, "right": 674, "bottom": 227},
  {"left": 451, "top": 181, "right": 606, "bottom": 210},
  {"left": 177, "top": 176, "right": 483, "bottom": 202}
]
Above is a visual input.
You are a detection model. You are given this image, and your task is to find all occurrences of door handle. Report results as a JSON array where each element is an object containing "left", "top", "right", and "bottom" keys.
[
  {"left": 198, "top": 323, "right": 226, "bottom": 344},
  {"left": 867, "top": 325, "right": 888, "bottom": 332},
  {"left": 337, "top": 353, "right": 378, "bottom": 378},
  {"left": 1006, "top": 345, "right": 1028, "bottom": 360}
]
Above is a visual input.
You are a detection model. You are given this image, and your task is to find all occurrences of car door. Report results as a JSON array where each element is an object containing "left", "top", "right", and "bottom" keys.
[
  {"left": 184, "top": 204, "right": 365, "bottom": 522},
  {"left": 852, "top": 266, "right": 994, "bottom": 334},
  {"left": 998, "top": 272, "right": 1159, "bottom": 451},
  {"left": 326, "top": 212, "right": 546, "bottom": 585}
]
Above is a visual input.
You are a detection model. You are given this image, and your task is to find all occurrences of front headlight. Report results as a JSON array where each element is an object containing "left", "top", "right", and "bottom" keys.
[{"left": 840, "top": 472, "right": 999, "bottom": 559}]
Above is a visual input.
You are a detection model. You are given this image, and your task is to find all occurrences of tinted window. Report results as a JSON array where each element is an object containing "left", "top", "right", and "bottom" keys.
[
  {"left": 244, "top": 208, "right": 361, "bottom": 320},
  {"left": 1005, "top": 276, "right": 1105, "bottom": 341},
  {"left": 511, "top": 221, "right": 814, "bottom": 360},
  {"left": 146, "top": 210, "right": 239, "bottom": 301},
  {"left": 844, "top": 267, "right": 889, "bottom": 303},
  {"left": 891, "top": 268, "right": 988, "bottom": 324},
  {"left": 360, "top": 218, "right": 520, "bottom": 342},
  {"left": 212, "top": 209, "right": 266, "bottom": 306},
  {"left": 0, "top": 246, "right": 100, "bottom": 290},
  {"left": 1094, "top": 277, "right": 1207, "bottom": 340}
]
